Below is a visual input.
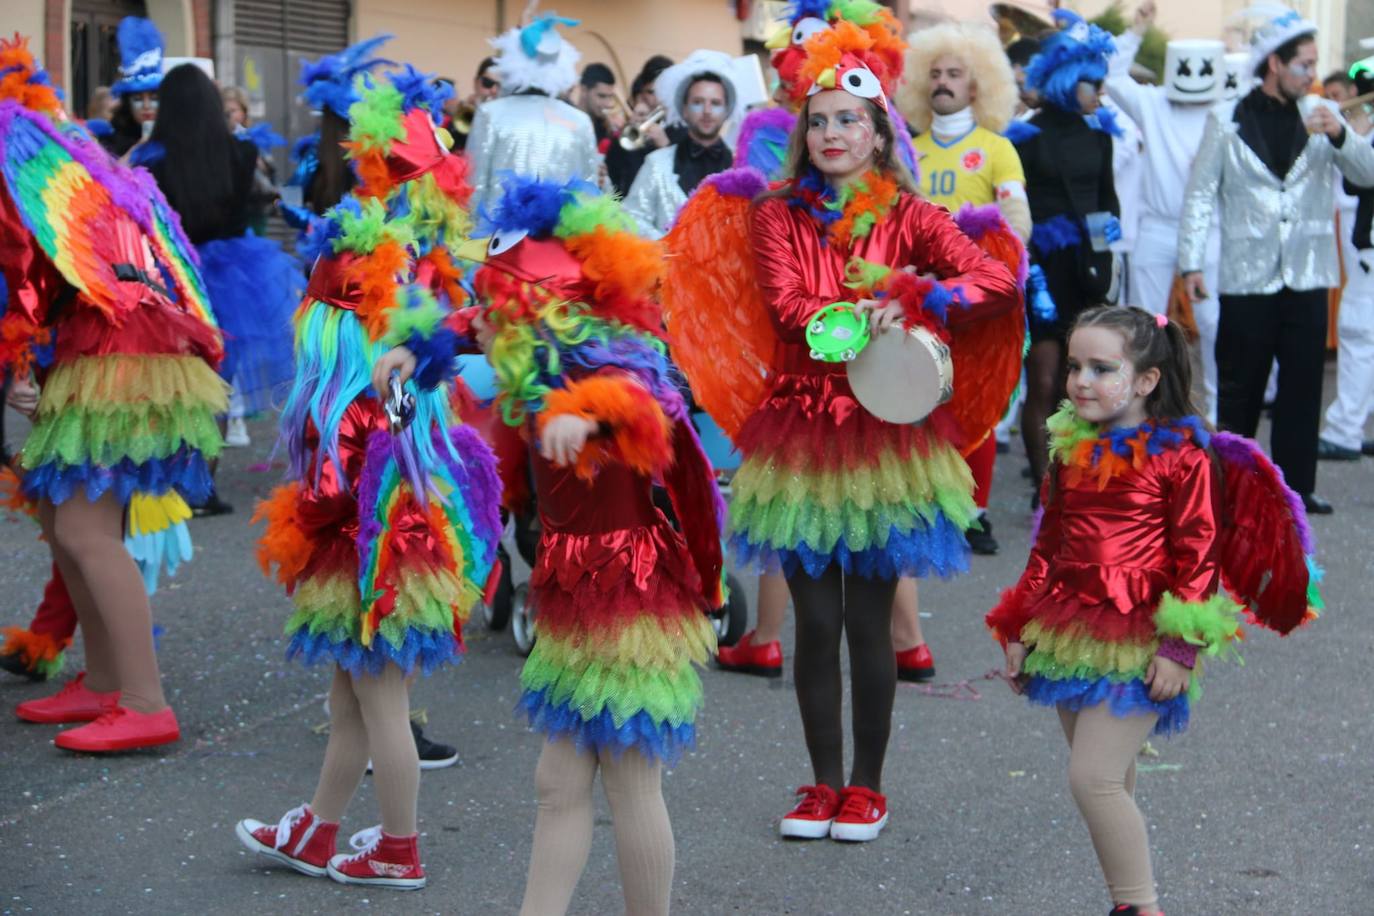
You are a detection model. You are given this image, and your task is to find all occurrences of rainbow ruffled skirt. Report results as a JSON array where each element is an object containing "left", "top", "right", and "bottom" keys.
[
  {"left": 519, "top": 521, "right": 715, "bottom": 764},
  {"left": 728, "top": 387, "right": 976, "bottom": 580},
  {"left": 22, "top": 353, "right": 226, "bottom": 505}
]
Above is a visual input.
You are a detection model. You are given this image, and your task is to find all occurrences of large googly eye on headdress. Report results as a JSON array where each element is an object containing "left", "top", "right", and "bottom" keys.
[
  {"left": 791, "top": 17, "right": 828, "bottom": 47},
  {"left": 488, "top": 229, "right": 528, "bottom": 257},
  {"left": 839, "top": 66, "right": 883, "bottom": 100}
]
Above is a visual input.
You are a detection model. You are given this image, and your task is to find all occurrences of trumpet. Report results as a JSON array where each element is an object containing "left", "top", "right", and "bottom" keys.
[{"left": 618, "top": 105, "right": 666, "bottom": 151}]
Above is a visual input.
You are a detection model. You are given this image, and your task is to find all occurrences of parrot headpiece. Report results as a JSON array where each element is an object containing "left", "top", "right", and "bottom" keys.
[
  {"left": 299, "top": 34, "right": 395, "bottom": 120},
  {"left": 488, "top": 13, "right": 582, "bottom": 98},
  {"left": 466, "top": 175, "right": 670, "bottom": 424},
  {"left": 111, "top": 17, "right": 164, "bottom": 97},
  {"left": 766, "top": 0, "right": 905, "bottom": 109}
]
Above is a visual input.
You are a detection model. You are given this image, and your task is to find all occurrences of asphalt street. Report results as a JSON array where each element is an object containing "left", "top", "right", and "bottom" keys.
[{"left": 1, "top": 369, "right": 1371, "bottom": 916}]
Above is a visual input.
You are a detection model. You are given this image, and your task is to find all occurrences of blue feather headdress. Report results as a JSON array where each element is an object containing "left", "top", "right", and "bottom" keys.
[
  {"left": 300, "top": 34, "right": 394, "bottom": 119},
  {"left": 111, "top": 17, "right": 165, "bottom": 96},
  {"left": 1025, "top": 11, "right": 1117, "bottom": 117}
]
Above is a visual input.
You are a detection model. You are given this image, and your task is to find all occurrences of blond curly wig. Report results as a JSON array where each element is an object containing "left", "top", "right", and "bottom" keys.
[{"left": 897, "top": 22, "right": 1018, "bottom": 135}]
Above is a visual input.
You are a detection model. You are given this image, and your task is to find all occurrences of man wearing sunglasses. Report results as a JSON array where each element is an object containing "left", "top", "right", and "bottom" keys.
[{"left": 1179, "top": 10, "right": 1374, "bottom": 516}]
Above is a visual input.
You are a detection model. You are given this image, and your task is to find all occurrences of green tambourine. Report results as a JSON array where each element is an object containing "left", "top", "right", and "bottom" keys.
[{"left": 805, "top": 303, "right": 871, "bottom": 363}]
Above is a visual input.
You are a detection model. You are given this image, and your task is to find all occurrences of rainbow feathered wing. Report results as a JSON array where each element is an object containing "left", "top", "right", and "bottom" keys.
[
  {"left": 0, "top": 103, "right": 218, "bottom": 349},
  {"left": 1210, "top": 432, "right": 1321, "bottom": 635},
  {"left": 662, "top": 168, "right": 778, "bottom": 441}
]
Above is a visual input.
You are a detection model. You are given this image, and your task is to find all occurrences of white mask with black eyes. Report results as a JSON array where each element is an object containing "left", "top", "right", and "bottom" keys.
[
  {"left": 1164, "top": 40, "right": 1226, "bottom": 103},
  {"left": 1222, "top": 52, "right": 1252, "bottom": 101}
]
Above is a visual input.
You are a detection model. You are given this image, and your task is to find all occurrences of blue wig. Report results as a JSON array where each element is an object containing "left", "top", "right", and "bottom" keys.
[{"left": 1024, "top": 11, "right": 1116, "bottom": 115}]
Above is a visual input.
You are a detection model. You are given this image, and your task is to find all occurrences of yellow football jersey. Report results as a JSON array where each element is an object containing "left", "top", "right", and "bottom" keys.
[{"left": 912, "top": 125, "right": 1025, "bottom": 213}]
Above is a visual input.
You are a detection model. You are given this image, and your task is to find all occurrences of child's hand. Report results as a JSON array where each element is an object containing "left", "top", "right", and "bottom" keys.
[
  {"left": 1003, "top": 641, "right": 1028, "bottom": 694},
  {"left": 540, "top": 414, "right": 599, "bottom": 467},
  {"left": 1145, "top": 655, "right": 1191, "bottom": 702},
  {"left": 371, "top": 346, "right": 417, "bottom": 399},
  {"left": 6, "top": 374, "right": 39, "bottom": 418}
]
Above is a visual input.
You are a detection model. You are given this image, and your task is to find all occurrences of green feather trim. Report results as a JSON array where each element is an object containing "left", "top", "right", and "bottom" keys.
[
  {"left": 1046, "top": 400, "right": 1099, "bottom": 463},
  {"left": 384, "top": 286, "right": 445, "bottom": 346},
  {"left": 1154, "top": 591, "right": 1243, "bottom": 657},
  {"left": 335, "top": 198, "right": 414, "bottom": 254},
  {"left": 346, "top": 81, "right": 406, "bottom": 154},
  {"left": 555, "top": 191, "right": 637, "bottom": 239}
]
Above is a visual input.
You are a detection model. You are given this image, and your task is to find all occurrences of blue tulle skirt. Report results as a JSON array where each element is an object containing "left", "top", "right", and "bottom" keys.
[
  {"left": 197, "top": 233, "right": 301, "bottom": 413},
  {"left": 1024, "top": 674, "right": 1191, "bottom": 736}
]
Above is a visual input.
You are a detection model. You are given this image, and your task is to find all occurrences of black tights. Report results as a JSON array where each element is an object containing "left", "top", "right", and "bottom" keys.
[
  {"left": 786, "top": 566, "right": 898, "bottom": 793},
  {"left": 1022, "top": 338, "right": 1065, "bottom": 489}
]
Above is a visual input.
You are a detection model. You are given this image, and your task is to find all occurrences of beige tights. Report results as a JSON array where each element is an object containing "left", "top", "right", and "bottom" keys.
[
  {"left": 1057, "top": 705, "right": 1160, "bottom": 911},
  {"left": 40, "top": 495, "right": 166, "bottom": 712},
  {"left": 519, "top": 739, "right": 675, "bottom": 916},
  {"left": 309, "top": 665, "right": 419, "bottom": 836}
]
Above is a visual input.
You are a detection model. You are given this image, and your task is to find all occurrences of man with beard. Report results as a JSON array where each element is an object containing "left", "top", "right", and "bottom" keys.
[
  {"left": 897, "top": 21, "right": 1028, "bottom": 559},
  {"left": 624, "top": 50, "right": 737, "bottom": 239},
  {"left": 1180, "top": 10, "right": 1374, "bottom": 514},
  {"left": 577, "top": 62, "right": 620, "bottom": 146}
]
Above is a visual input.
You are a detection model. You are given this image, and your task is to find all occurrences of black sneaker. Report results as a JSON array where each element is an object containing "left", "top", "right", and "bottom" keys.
[
  {"left": 1316, "top": 438, "right": 1361, "bottom": 461},
  {"left": 966, "top": 515, "right": 998, "bottom": 556},
  {"left": 192, "top": 492, "right": 235, "bottom": 517},
  {"left": 1109, "top": 907, "right": 1140, "bottom": 916},
  {"left": 411, "top": 721, "right": 458, "bottom": 770},
  {"left": 1364, "top": 439, "right": 1374, "bottom": 457}
]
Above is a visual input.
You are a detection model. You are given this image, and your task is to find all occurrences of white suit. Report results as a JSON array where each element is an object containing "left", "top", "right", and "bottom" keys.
[
  {"left": 1106, "top": 31, "right": 1222, "bottom": 421},
  {"left": 1320, "top": 137, "right": 1374, "bottom": 452}
]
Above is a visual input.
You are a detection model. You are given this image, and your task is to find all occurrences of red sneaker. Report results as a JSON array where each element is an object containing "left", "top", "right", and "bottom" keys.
[
  {"left": 896, "top": 643, "right": 935, "bottom": 682},
  {"left": 236, "top": 804, "right": 339, "bottom": 877},
  {"left": 16, "top": 672, "right": 120, "bottom": 724},
  {"left": 716, "top": 630, "right": 783, "bottom": 678},
  {"left": 830, "top": 786, "right": 889, "bottom": 842},
  {"left": 327, "top": 827, "right": 426, "bottom": 890},
  {"left": 779, "top": 784, "right": 841, "bottom": 839},
  {"left": 54, "top": 706, "right": 180, "bottom": 752}
]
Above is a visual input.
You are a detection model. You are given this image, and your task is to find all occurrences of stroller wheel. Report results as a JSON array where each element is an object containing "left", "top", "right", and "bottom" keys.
[
  {"left": 511, "top": 583, "right": 538, "bottom": 657},
  {"left": 711, "top": 572, "right": 750, "bottom": 648}
]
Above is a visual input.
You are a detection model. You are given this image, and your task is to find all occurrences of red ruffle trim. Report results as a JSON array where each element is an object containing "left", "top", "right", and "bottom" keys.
[
  {"left": 531, "top": 522, "right": 708, "bottom": 635},
  {"left": 989, "top": 564, "right": 1170, "bottom": 645},
  {"left": 735, "top": 380, "right": 957, "bottom": 470},
  {"left": 54, "top": 298, "right": 222, "bottom": 363}
]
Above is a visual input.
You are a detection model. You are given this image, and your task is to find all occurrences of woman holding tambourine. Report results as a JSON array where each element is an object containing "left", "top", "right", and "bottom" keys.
[{"left": 664, "top": 38, "right": 1022, "bottom": 843}]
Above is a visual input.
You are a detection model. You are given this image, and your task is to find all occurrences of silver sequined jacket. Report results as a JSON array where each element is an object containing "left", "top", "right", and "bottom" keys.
[
  {"left": 1179, "top": 99, "right": 1374, "bottom": 294},
  {"left": 466, "top": 95, "right": 601, "bottom": 215},
  {"left": 622, "top": 145, "right": 688, "bottom": 240}
]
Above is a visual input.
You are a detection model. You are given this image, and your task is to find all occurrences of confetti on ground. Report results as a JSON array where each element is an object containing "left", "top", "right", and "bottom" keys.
[
  {"left": 1137, "top": 763, "right": 1184, "bottom": 773},
  {"left": 247, "top": 462, "right": 273, "bottom": 473}
]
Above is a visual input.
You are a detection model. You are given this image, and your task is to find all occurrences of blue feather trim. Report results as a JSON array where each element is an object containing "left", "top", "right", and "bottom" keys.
[
  {"left": 1030, "top": 214, "right": 1083, "bottom": 256},
  {"left": 242, "top": 122, "right": 286, "bottom": 152},
  {"left": 23, "top": 449, "right": 213, "bottom": 507},
  {"left": 730, "top": 513, "right": 972, "bottom": 581},
  {"left": 1003, "top": 119, "right": 1041, "bottom": 145},
  {"left": 519, "top": 688, "right": 697, "bottom": 766},
  {"left": 405, "top": 328, "right": 460, "bottom": 390},
  {"left": 125, "top": 520, "right": 194, "bottom": 595},
  {"left": 1024, "top": 674, "right": 1191, "bottom": 736},
  {"left": 286, "top": 627, "right": 461, "bottom": 678}
]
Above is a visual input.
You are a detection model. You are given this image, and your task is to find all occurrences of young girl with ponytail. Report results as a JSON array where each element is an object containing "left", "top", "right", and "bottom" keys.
[{"left": 988, "top": 305, "right": 1320, "bottom": 915}]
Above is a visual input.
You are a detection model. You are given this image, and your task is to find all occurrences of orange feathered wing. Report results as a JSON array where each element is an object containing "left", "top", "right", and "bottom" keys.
[
  {"left": 946, "top": 204, "right": 1027, "bottom": 455},
  {"left": 662, "top": 174, "right": 777, "bottom": 442}
]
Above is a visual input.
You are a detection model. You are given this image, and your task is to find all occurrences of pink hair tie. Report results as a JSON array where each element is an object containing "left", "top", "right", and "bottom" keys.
[{"left": 1154, "top": 313, "right": 1168, "bottom": 328}]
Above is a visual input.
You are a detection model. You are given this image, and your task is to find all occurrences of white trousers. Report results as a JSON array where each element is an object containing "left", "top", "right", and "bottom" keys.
[
  {"left": 1130, "top": 217, "right": 1220, "bottom": 423},
  {"left": 1320, "top": 235, "right": 1374, "bottom": 451}
]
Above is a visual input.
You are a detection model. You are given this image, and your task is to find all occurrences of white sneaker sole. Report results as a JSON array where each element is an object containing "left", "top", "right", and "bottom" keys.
[
  {"left": 235, "top": 820, "right": 327, "bottom": 877},
  {"left": 419, "top": 752, "right": 459, "bottom": 770},
  {"left": 830, "top": 812, "right": 890, "bottom": 842},
  {"left": 779, "top": 816, "right": 834, "bottom": 839},
  {"left": 326, "top": 862, "right": 426, "bottom": 890}
]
